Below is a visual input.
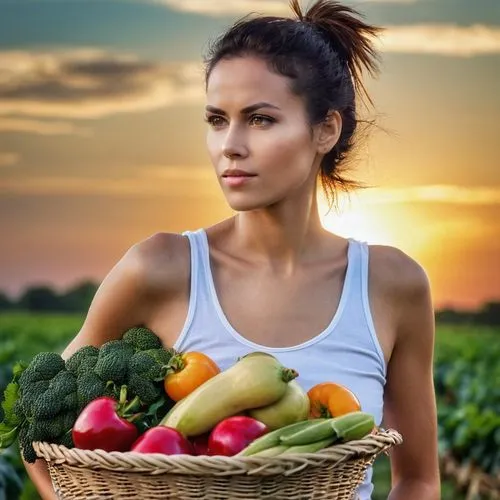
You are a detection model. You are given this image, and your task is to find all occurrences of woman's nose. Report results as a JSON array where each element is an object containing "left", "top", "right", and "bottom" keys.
[{"left": 222, "top": 127, "right": 248, "bottom": 159}]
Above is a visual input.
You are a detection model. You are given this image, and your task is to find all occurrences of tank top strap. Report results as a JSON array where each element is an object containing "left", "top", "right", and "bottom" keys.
[
  {"left": 174, "top": 229, "right": 208, "bottom": 349},
  {"left": 346, "top": 238, "right": 386, "bottom": 369}
]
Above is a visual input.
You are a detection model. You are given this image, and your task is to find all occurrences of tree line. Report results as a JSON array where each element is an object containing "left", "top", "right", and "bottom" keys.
[
  {"left": 0, "top": 282, "right": 499, "bottom": 325},
  {"left": 0, "top": 282, "right": 97, "bottom": 313}
]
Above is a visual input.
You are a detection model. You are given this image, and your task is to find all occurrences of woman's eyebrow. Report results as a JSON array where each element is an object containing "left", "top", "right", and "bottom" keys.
[{"left": 205, "top": 102, "right": 281, "bottom": 116}]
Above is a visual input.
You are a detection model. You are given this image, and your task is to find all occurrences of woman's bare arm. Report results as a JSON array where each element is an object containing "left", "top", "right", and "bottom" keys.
[
  {"left": 383, "top": 254, "right": 440, "bottom": 499},
  {"left": 22, "top": 233, "right": 184, "bottom": 499}
]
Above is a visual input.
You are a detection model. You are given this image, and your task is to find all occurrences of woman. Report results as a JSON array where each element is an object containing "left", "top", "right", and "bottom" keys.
[{"left": 24, "top": 1, "right": 440, "bottom": 498}]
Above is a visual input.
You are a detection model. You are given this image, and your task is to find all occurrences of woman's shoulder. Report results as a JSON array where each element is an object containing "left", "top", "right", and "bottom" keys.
[
  {"left": 367, "top": 243, "right": 431, "bottom": 303},
  {"left": 366, "top": 243, "right": 434, "bottom": 349},
  {"left": 124, "top": 231, "right": 191, "bottom": 295}
]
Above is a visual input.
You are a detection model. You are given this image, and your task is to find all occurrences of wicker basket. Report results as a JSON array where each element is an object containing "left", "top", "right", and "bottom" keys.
[{"left": 34, "top": 429, "right": 402, "bottom": 500}]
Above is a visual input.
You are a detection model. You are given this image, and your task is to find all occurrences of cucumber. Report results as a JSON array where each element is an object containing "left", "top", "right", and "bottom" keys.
[
  {"left": 279, "top": 419, "right": 337, "bottom": 446},
  {"left": 237, "top": 419, "right": 324, "bottom": 456},
  {"left": 160, "top": 355, "right": 298, "bottom": 436},
  {"left": 248, "top": 380, "right": 310, "bottom": 430},
  {"left": 281, "top": 436, "right": 336, "bottom": 455},
  {"left": 252, "top": 445, "right": 289, "bottom": 457},
  {"left": 330, "top": 411, "right": 375, "bottom": 442}
]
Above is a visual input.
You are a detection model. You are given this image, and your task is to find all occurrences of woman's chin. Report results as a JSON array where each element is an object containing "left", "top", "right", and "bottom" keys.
[{"left": 225, "top": 195, "right": 268, "bottom": 213}]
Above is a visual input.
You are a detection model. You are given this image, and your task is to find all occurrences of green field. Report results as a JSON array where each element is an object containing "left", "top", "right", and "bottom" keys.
[{"left": 0, "top": 313, "right": 498, "bottom": 499}]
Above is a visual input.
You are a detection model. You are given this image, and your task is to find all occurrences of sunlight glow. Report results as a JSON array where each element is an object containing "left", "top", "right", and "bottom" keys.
[{"left": 318, "top": 193, "right": 395, "bottom": 245}]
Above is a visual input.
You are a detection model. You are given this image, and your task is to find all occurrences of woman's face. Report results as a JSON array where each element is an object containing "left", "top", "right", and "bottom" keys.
[{"left": 205, "top": 56, "right": 321, "bottom": 212}]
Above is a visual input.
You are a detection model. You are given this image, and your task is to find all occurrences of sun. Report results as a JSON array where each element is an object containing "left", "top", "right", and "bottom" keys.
[{"left": 318, "top": 193, "right": 395, "bottom": 245}]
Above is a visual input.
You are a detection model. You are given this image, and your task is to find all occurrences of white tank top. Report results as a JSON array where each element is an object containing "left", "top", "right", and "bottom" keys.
[{"left": 173, "top": 228, "right": 387, "bottom": 499}]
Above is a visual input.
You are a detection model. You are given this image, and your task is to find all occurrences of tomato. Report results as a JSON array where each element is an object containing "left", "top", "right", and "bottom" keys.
[
  {"left": 307, "top": 382, "right": 361, "bottom": 418},
  {"left": 164, "top": 352, "right": 220, "bottom": 401}
]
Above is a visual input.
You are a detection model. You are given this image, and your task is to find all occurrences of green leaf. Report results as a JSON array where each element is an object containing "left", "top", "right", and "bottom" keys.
[
  {"left": 0, "top": 423, "right": 20, "bottom": 449},
  {"left": 1, "top": 382, "right": 22, "bottom": 428},
  {"left": 12, "top": 361, "right": 28, "bottom": 381}
]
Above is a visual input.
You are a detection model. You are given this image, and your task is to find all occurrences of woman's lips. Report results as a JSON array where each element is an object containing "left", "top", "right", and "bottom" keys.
[{"left": 222, "top": 174, "right": 257, "bottom": 187}]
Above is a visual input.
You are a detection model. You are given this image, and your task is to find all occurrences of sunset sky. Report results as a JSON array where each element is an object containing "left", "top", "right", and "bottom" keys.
[{"left": 1, "top": 0, "right": 499, "bottom": 309}]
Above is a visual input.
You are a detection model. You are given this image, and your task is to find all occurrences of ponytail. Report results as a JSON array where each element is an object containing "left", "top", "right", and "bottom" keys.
[{"left": 289, "top": 0, "right": 382, "bottom": 108}]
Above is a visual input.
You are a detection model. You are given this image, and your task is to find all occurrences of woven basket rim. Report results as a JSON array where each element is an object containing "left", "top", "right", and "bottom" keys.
[{"left": 34, "top": 428, "right": 402, "bottom": 477}]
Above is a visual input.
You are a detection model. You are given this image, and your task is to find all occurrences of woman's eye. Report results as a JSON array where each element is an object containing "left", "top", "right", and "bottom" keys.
[
  {"left": 250, "top": 115, "right": 274, "bottom": 126},
  {"left": 205, "top": 115, "right": 226, "bottom": 127},
  {"left": 205, "top": 114, "right": 274, "bottom": 128}
]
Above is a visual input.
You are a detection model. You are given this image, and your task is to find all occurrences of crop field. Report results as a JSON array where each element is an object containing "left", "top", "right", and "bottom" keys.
[{"left": 0, "top": 313, "right": 498, "bottom": 499}]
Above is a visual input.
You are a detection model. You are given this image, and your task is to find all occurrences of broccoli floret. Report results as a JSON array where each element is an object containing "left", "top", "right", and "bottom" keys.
[
  {"left": 125, "top": 347, "right": 176, "bottom": 405},
  {"left": 18, "top": 353, "right": 65, "bottom": 387},
  {"left": 57, "top": 430, "right": 74, "bottom": 449},
  {"left": 31, "top": 391, "right": 62, "bottom": 420},
  {"left": 94, "top": 340, "right": 135, "bottom": 384},
  {"left": 128, "top": 351, "right": 163, "bottom": 381},
  {"left": 30, "top": 417, "right": 63, "bottom": 442},
  {"left": 62, "top": 391, "right": 79, "bottom": 412},
  {"left": 18, "top": 425, "right": 37, "bottom": 464},
  {"left": 65, "top": 346, "right": 99, "bottom": 375},
  {"left": 76, "top": 355, "right": 98, "bottom": 377},
  {"left": 30, "top": 370, "right": 77, "bottom": 420},
  {"left": 17, "top": 354, "right": 68, "bottom": 420},
  {"left": 76, "top": 371, "right": 108, "bottom": 410},
  {"left": 126, "top": 372, "right": 160, "bottom": 405},
  {"left": 144, "top": 348, "right": 175, "bottom": 366},
  {"left": 124, "top": 347, "right": 176, "bottom": 404},
  {"left": 19, "top": 380, "right": 49, "bottom": 418},
  {"left": 34, "top": 411, "right": 77, "bottom": 441},
  {"left": 13, "top": 397, "right": 25, "bottom": 421},
  {"left": 128, "top": 348, "right": 174, "bottom": 381},
  {"left": 122, "top": 326, "right": 162, "bottom": 351},
  {"left": 99, "top": 339, "right": 135, "bottom": 358},
  {"left": 50, "top": 370, "right": 77, "bottom": 396}
]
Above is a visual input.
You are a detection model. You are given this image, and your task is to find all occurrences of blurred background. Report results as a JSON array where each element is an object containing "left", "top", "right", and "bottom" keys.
[{"left": 0, "top": 0, "right": 499, "bottom": 498}]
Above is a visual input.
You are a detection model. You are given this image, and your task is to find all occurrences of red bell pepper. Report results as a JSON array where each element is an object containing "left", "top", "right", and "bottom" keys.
[
  {"left": 72, "top": 386, "right": 140, "bottom": 452},
  {"left": 208, "top": 416, "right": 268, "bottom": 456}
]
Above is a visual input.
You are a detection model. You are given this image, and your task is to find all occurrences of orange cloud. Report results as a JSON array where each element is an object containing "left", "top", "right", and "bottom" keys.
[
  {"left": 380, "top": 24, "right": 500, "bottom": 56},
  {"left": 353, "top": 185, "right": 500, "bottom": 205},
  {"left": 0, "top": 118, "right": 91, "bottom": 136},
  {"left": 0, "top": 165, "right": 219, "bottom": 197},
  {"left": 0, "top": 152, "right": 20, "bottom": 167},
  {"left": 150, "top": 0, "right": 415, "bottom": 16},
  {"left": 0, "top": 50, "right": 204, "bottom": 119}
]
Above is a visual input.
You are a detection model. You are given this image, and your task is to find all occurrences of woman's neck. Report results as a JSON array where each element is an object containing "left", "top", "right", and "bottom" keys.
[{"left": 230, "top": 191, "right": 328, "bottom": 273}]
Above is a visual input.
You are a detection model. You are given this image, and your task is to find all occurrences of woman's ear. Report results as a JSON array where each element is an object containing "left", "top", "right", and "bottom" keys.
[{"left": 316, "top": 110, "right": 342, "bottom": 155}]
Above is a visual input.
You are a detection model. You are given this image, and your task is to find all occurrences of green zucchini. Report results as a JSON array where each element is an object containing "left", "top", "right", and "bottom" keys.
[
  {"left": 237, "top": 419, "right": 324, "bottom": 456},
  {"left": 279, "top": 419, "right": 337, "bottom": 446},
  {"left": 330, "top": 411, "right": 375, "bottom": 442},
  {"left": 281, "top": 436, "right": 336, "bottom": 455},
  {"left": 252, "top": 445, "right": 289, "bottom": 457}
]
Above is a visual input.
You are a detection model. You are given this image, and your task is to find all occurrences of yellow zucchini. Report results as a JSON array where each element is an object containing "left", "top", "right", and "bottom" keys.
[
  {"left": 160, "top": 355, "right": 298, "bottom": 436},
  {"left": 248, "top": 380, "right": 310, "bottom": 430}
]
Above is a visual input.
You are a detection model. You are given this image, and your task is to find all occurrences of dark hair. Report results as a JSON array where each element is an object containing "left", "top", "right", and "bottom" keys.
[{"left": 204, "top": 0, "right": 383, "bottom": 208}]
